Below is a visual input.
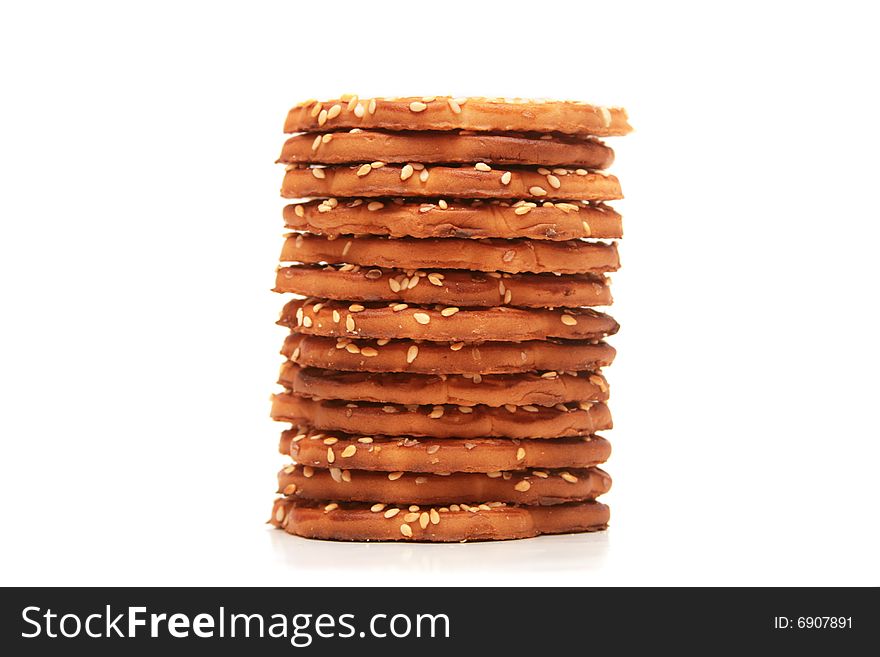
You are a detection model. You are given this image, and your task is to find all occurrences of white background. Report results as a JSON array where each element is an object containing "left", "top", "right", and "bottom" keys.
[{"left": 1, "top": 0, "right": 878, "bottom": 586}]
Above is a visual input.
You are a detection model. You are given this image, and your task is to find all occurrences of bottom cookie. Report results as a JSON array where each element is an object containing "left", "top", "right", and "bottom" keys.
[{"left": 270, "top": 498, "right": 609, "bottom": 542}]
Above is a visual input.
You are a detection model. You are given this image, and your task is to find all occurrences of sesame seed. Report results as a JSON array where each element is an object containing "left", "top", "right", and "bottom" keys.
[
  {"left": 311, "top": 135, "right": 322, "bottom": 151},
  {"left": 348, "top": 303, "right": 365, "bottom": 312},
  {"left": 283, "top": 483, "right": 297, "bottom": 495},
  {"left": 367, "top": 201, "right": 384, "bottom": 211},
  {"left": 449, "top": 504, "right": 461, "bottom": 511},
  {"left": 329, "top": 310, "right": 340, "bottom": 323},
  {"left": 541, "top": 371, "right": 558, "bottom": 379},
  {"left": 340, "top": 445, "right": 357, "bottom": 458},
  {"left": 576, "top": 168, "right": 589, "bottom": 176},
  {"left": 409, "top": 101, "right": 428, "bottom": 112},
  {"left": 388, "top": 471, "right": 404, "bottom": 481},
  {"left": 475, "top": 162, "right": 491, "bottom": 172},
  {"left": 514, "top": 480, "right": 531, "bottom": 492},
  {"left": 400, "top": 524, "right": 413, "bottom": 537},
  {"left": 323, "top": 437, "right": 339, "bottom": 445},
  {"left": 322, "top": 133, "right": 333, "bottom": 144},
  {"left": 415, "top": 476, "right": 427, "bottom": 484},
  {"left": 409, "top": 505, "right": 420, "bottom": 512},
  {"left": 365, "top": 268, "right": 383, "bottom": 280},
  {"left": 302, "top": 316, "right": 313, "bottom": 328},
  {"left": 368, "top": 99, "right": 377, "bottom": 114},
  {"left": 303, "top": 466, "right": 314, "bottom": 477},
  {"left": 371, "top": 503, "right": 386, "bottom": 512},
  {"left": 522, "top": 405, "right": 539, "bottom": 412},
  {"left": 274, "top": 507, "right": 285, "bottom": 522},
  {"left": 283, "top": 464, "right": 296, "bottom": 474},
  {"left": 428, "top": 406, "right": 444, "bottom": 419},
  {"left": 503, "top": 290, "right": 512, "bottom": 304},
  {"left": 514, "top": 205, "right": 532, "bottom": 215},
  {"left": 346, "top": 315, "right": 356, "bottom": 331},
  {"left": 404, "top": 512, "right": 420, "bottom": 522},
  {"left": 561, "top": 314, "right": 578, "bottom": 326},
  {"left": 371, "top": 161, "right": 385, "bottom": 169},
  {"left": 472, "top": 374, "right": 482, "bottom": 383},
  {"left": 438, "top": 199, "right": 448, "bottom": 209},
  {"left": 324, "top": 502, "right": 338, "bottom": 512},
  {"left": 421, "top": 96, "right": 435, "bottom": 102},
  {"left": 599, "top": 106, "right": 612, "bottom": 127},
  {"left": 354, "top": 103, "right": 365, "bottom": 118},
  {"left": 529, "top": 186, "right": 547, "bottom": 196},
  {"left": 392, "top": 303, "right": 408, "bottom": 312},
  {"left": 504, "top": 404, "right": 517, "bottom": 413},
  {"left": 327, "top": 104, "right": 342, "bottom": 119},
  {"left": 578, "top": 401, "right": 593, "bottom": 411},
  {"left": 447, "top": 98, "right": 461, "bottom": 113},
  {"left": 516, "top": 448, "right": 526, "bottom": 460},
  {"left": 419, "top": 169, "right": 429, "bottom": 182},
  {"left": 419, "top": 512, "right": 430, "bottom": 529},
  {"left": 311, "top": 168, "right": 326, "bottom": 179},
  {"left": 341, "top": 470, "right": 352, "bottom": 482},
  {"left": 356, "top": 163, "right": 372, "bottom": 177},
  {"left": 458, "top": 406, "right": 473, "bottom": 413},
  {"left": 440, "top": 307, "right": 459, "bottom": 317},
  {"left": 358, "top": 436, "right": 374, "bottom": 443},
  {"left": 532, "top": 470, "right": 549, "bottom": 478},
  {"left": 413, "top": 312, "right": 431, "bottom": 325},
  {"left": 450, "top": 342, "right": 464, "bottom": 351},
  {"left": 327, "top": 448, "right": 335, "bottom": 463},
  {"left": 500, "top": 171, "right": 512, "bottom": 185},
  {"left": 317, "top": 109, "right": 328, "bottom": 126},
  {"left": 537, "top": 168, "right": 551, "bottom": 175},
  {"left": 291, "top": 347, "right": 301, "bottom": 361},
  {"left": 419, "top": 204, "right": 434, "bottom": 213},
  {"left": 400, "top": 164, "right": 414, "bottom": 180},
  {"left": 383, "top": 405, "right": 398, "bottom": 413},
  {"left": 430, "top": 508, "right": 440, "bottom": 524},
  {"left": 582, "top": 221, "right": 592, "bottom": 236},
  {"left": 561, "top": 472, "right": 579, "bottom": 483},
  {"left": 329, "top": 467, "right": 342, "bottom": 482},
  {"left": 426, "top": 445, "right": 440, "bottom": 454},
  {"left": 294, "top": 205, "right": 305, "bottom": 217},
  {"left": 384, "top": 508, "right": 400, "bottom": 518},
  {"left": 547, "top": 174, "right": 561, "bottom": 189},
  {"left": 309, "top": 102, "right": 322, "bottom": 118},
  {"left": 406, "top": 345, "right": 419, "bottom": 363},
  {"left": 360, "top": 346, "right": 378, "bottom": 357},
  {"left": 487, "top": 471, "right": 502, "bottom": 478}
]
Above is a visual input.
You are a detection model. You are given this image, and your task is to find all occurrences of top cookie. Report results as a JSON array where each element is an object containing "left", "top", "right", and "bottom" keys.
[{"left": 285, "top": 96, "right": 632, "bottom": 137}]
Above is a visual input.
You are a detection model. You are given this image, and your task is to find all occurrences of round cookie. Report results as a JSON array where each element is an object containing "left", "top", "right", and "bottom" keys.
[
  {"left": 280, "top": 428, "right": 612, "bottom": 473},
  {"left": 281, "top": 234, "right": 619, "bottom": 275},
  {"left": 270, "top": 395, "right": 612, "bottom": 439},
  {"left": 279, "top": 363, "right": 609, "bottom": 407},
  {"left": 283, "top": 199, "right": 623, "bottom": 241},
  {"left": 280, "top": 130, "right": 615, "bottom": 168},
  {"left": 278, "top": 464, "right": 611, "bottom": 505},
  {"left": 270, "top": 498, "right": 611, "bottom": 541},
  {"left": 275, "top": 266, "right": 612, "bottom": 308},
  {"left": 284, "top": 96, "right": 632, "bottom": 137},
  {"left": 282, "top": 334, "right": 616, "bottom": 375},
  {"left": 282, "top": 165, "right": 622, "bottom": 201},
  {"left": 279, "top": 299, "right": 620, "bottom": 342}
]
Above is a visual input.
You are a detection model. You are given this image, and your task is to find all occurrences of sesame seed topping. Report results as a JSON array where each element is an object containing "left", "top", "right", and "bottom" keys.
[
  {"left": 561, "top": 472, "right": 579, "bottom": 483},
  {"left": 324, "top": 502, "right": 338, "bottom": 512},
  {"left": 303, "top": 466, "right": 315, "bottom": 478},
  {"left": 440, "top": 307, "right": 459, "bottom": 317},
  {"left": 487, "top": 471, "right": 502, "bottom": 478},
  {"left": 348, "top": 303, "right": 365, "bottom": 312},
  {"left": 311, "top": 167, "right": 326, "bottom": 179},
  {"left": 428, "top": 406, "right": 444, "bottom": 419},
  {"left": 409, "top": 101, "right": 428, "bottom": 112},
  {"left": 438, "top": 199, "right": 448, "bottom": 209},
  {"left": 504, "top": 404, "right": 517, "bottom": 413},
  {"left": 371, "top": 503, "right": 386, "bottom": 512},
  {"left": 500, "top": 171, "right": 512, "bottom": 185},
  {"left": 516, "top": 448, "right": 526, "bottom": 460},
  {"left": 457, "top": 406, "right": 473, "bottom": 413},
  {"left": 541, "top": 371, "right": 558, "bottom": 379},
  {"left": 345, "top": 315, "right": 356, "bottom": 332},
  {"left": 413, "top": 312, "right": 431, "bottom": 325},
  {"left": 561, "top": 314, "right": 578, "bottom": 326},
  {"left": 368, "top": 99, "right": 377, "bottom": 114},
  {"left": 529, "top": 186, "right": 548, "bottom": 197},
  {"left": 282, "top": 483, "right": 297, "bottom": 495},
  {"left": 514, "top": 480, "right": 531, "bottom": 492},
  {"left": 327, "top": 448, "right": 335, "bottom": 463},
  {"left": 415, "top": 476, "right": 427, "bottom": 484},
  {"left": 388, "top": 471, "right": 404, "bottom": 481},
  {"left": 329, "top": 467, "right": 342, "bottom": 482},
  {"left": 340, "top": 445, "right": 357, "bottom": 458},
  {"left": 311, "top": 135, "right": 321, "bottom": 151},
  {"left": 274, "top": 507, "right": 285, "bottom": 522},
  {"left": 294, "top": 205, "right": 305, "bottom": 217},
  {"left": 317, "top": 109, "right": 328, "bottom": 126},
  {"left": 400, "top": 524, "right": 413, "bottom": 537},
  {"left": 354, "top": 103, "right": 365, "bottom": 118},
  {"left": 356, "top": 163, "right": 372, "bottom": 177},
  {"left": 392, "top": 303, "right": 408, "bottom": 312},
  {"left": 503, "top": 289, "right": 512, "bottom": 304},
  {"left": 323, "top": 437, "right": 339, "bottom": 445},
  {"left": 599, "top": 106, "right": 612, "bottom": 127},
  {"left": 400, "top": 164, "right": 414, "bottom": 180},
  {"left": 426, "top": 445, "right": 440, "bottom": 454},
  {"left": 427, "top": 273, "right": 444, "bottom": 286},
  {"left": 322, "top": 133, "right": 333, "bottom": 144},
  {"left": 367, "top": 201, "right": 384, "bottom": 211},
  {"left": 384, "top": 508, "right": 400, "bottom": 518},
  {"left": 419, "top": 169, "right": 430, "bottom": 182},
  {"left": 447, "top": 98, "right": 461, "bottom": 113},
  {"left": 406, "top": 345, "right": 419, "bottom": 363},
  {"left": 419, "top": 512, "right": 430, "bottom": 529},
  {"left": 450, "top": 342, "right": 464, "bottom": 351},
  {"left": 430, "top": 508, "right": 441, "bottom": 524},
  {"left": 576, "top": 168, "right": 589, "bottom": 176},
  {"left": 547, "top": 174, "right": 561, "bottom": 189},
  {"left": 475, "top": 162, "right": 491, "bottom": 172},
  {"left": 327, "top": 104, "right": 342, "bottom": 119},
  {"left": 514, "top": 205, "right": 532, "bottom": 215},
  {"left": 370, "top": 161, "right": 385, "bottom": 169},
  {"left": 522, "top": 405, "right": 539, "bottom": 413},
  {"left": 582, "top": 220, "right": 592, "bottom": 236},
  {"left": 532, "top": 470, "right": 549, "bottom": 478},
  {"left": 383, "top": 405, "right": 397, "bottom": 413},
  {"left": 358, "top": 436, "right": 374, "bottom": 443},
  {"left": 332, "top": 310, "right": 341, "bottom": 323},
  {"left": 404, "top": 512, "right": 420, "bottom": 522},
  {"left": 360, "top": 346, "right": 378, "bottom": 357}
]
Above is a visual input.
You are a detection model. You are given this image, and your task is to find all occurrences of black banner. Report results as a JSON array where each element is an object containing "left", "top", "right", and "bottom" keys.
[{"left": 1, "top": 587, "right": 874, "bottom": 653}]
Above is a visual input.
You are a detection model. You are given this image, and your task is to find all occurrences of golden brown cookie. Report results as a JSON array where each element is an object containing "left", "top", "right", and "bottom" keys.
[
  {"left": 283, "top": 199, "right": 623, "bottom": 241},
  {"left": 279, "top": 363, "right": 609, "bottom": 407},
  {"left": 282, "top": 165, "right": 622, "bottom": 201},
  {"left": 279, "top": 299, "right": 619, "bottom": 343},
  {"left": 281, "top": 234, "right": 619, "bottom": 275},
  {"left": 270, "top": 497, "right": 611, "bottom": 541},
  {"left": 275, "top": 266, "right": 612, "bottom": 308},
  {"left": 278, "top": 464, "right": 611, "bottom": 505},
  {"left": 280, "top": 130, "right": 615, "bottom": 168},
  {"left": 270, "top": 395, "right": 612, "bottom": 439},
  {"left": 281, "top": 334, "right": 616, "bottom": 374},
  {"left": 284, "top": 96, "right": 632, "bottom": 137},
  {"left": 281, "top": 428, "right": 611, "bottom": 473}
]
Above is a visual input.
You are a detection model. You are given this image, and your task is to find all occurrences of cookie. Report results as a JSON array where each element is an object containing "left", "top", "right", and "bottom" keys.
[
  {"left": 275, "top": 266, "right": 613, "bottom": 308},
  {"left": 270, "top": 395, "right": 612, "bottom": 439},
  {"left": 282, "top": 165, "right": 622, "bottom": 201},
  {"left": 278, "top": 464, "right": 611, "bottom": 505},
  {"left": 280, "top": 428, "right": 611, "bottom": 473},
  {"left": 270, "top": 498, "right": 610, "bottom": 541},
  {"left": 279, "top": 363, "right": 609, "bottom": 407},
  {"left": 284, "top": 96, "right": 632, "bottom": 137},
  {"left": 280, "top": 130, "right": 615, "bottom": 168},
  {"left": 281, "top": 234, "right": 619, "bottom": 274},
  {"left": 281, "top": 334, "right": 616, "bottom": 374},
  {"left": 283, "top": 199, "right": 623, "bottom": 241},
  {"left": 279, "top": 299, "right": 619, "bottom": 343}
]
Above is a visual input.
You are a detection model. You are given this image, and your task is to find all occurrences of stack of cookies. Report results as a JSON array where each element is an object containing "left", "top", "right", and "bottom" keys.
[{"left": 269, "top": 96, "right": 631, "bottom": 541}]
